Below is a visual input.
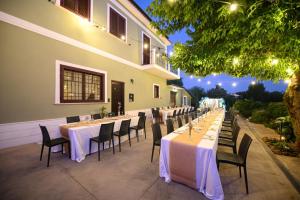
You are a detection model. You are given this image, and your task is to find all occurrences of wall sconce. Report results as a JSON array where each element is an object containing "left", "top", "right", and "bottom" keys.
[{"left": 130, "top": 79, "right": 134, "bottom": 84}]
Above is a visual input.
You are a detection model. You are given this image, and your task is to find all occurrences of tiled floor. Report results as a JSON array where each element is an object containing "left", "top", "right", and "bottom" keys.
[{"left": 0, "top": 118, "right": 299, "bottom": 200}]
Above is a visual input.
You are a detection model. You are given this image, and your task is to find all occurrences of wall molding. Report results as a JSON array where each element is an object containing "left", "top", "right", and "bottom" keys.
[{"left": 0, "top": 11, "right": 144, "bottom": 70}]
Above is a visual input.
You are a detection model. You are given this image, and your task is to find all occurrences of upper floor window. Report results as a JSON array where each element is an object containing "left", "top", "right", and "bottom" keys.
[
  {"left": 60, "top": 65, "right": 105, "bottom": 103},
  {"left": 109, "top": 6, "right": 127, "bottom": 41},
  {"left": 153, "top": 84, "right": 160, "bottom": 99},
  {"left": 142, "top": 33, "right": 151, "bottom": 65},
  {"left": 61, "top": 0, "right": 90, "bottom": 19},
  {"left": 183, "top": 96, "right": 188, "bottom": 106}
]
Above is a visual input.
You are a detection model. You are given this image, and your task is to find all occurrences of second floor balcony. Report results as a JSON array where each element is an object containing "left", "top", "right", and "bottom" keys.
[{"left": 142, "top": 49, "right": 180, "bottom": 80}]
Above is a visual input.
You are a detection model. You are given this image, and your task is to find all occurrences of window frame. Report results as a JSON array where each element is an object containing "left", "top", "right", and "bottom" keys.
[
  {"left": 107, "top": 4, "right": 128, "bottom": 43},
  {"left": 59, "top": 0, "right": 92, "bottom": 20},
  {"left": 183, "top": 96, "right": 188, "bottom": 106},
  {"left": 153, "top": 84, "right": 160, "bottom": 99},
  {"left": 55, "top": 60, "right": 107, "bottom": 104},
  {"left": 142, "top": 31, "right": 151, "bottom": 65}
]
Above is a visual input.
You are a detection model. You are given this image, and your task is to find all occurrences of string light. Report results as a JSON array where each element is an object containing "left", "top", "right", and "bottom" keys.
[
  {"left": 286, "top": 68, "right": 294, "bottom": 76},
  {"left": 207, "top": 81, "right": 211, "bottom": 85},
  {"left": 169, "top": 51, "right": 173, "bottom": 56},
  {"left": 212, "top": 73, "right": 217, "bottom": 76},
  {"left": 284, "top": 79, "right": 291, "bottom": 84},
  {"left": 197, "top": 78, "right": 201, "bottom": 82},
  {"left": 232, "top": 82, "right": 237, "bottom": 87},
  {"left": 271, "top": 59, "right": 279, "bottom": 65},
  {"left": 190, "top": 75, "right": 193, "bottom": 79},
  {"left": 218, "top": 82, "right": 222, "bottom": 86},
  {"left": 251, "top": 81, "right": 256, "bottom": 85},
  {"left": 232, "top": 57, "right": 239, "bottom": 65},
  {"left": 120, "top": 35, "right": 126, "bottom": 41},
  {"left": 229, "top": 3, "right": 238, "bottom": 12},
  {"left": 143, "top": 43, "right": 149, "bottom": 49}
]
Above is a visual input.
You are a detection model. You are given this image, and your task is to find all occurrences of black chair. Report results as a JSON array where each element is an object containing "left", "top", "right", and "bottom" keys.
[
  {"left": 130, "top": 115, "right": 146, "bottom": 141},
  {"left": 138, "top": 112, "right": 146, "bottom": 117},
  {"left": 107, "top": 112, "right": 115, "bottom": 117},
  {"left": 166, "top": 118, "right": 174, "bottom": 134},
  {"left": 151, "top": 123, "right": 162, "bottom": 162},
  {"left": 185, "top": 108, "right": 189, "bottom": 114},
  {"left": 89, "top": 122, "right": 115, "bottom": 161},
  {"left": 177, "top": 116, "right": 183, "bottom": 128},
  {"left": 113, "top": 119, "right": 131, "bottom": 152},
  {"left": 66, "top": 116, "right": 80, "bottom": 123},
  {"left": 152, "top": 110, "right": 160, "bottom": 124},
  {"left": 39, "top": 125, "right": 70, "bottom": 167},
  {"left": 218, "top": 124, "right": 240, "bottom": 153},
  {"left": 184, "top": 114, "right": 189, "bottom": 124},
  {"left": 92, "top": 113, "right": 102, "bottom": 120},
  {"left": 217, "top": 134, "right": 253, "bottom": 194},
  {"left": 168, "top": 109, "right": 177, "bottom": 121},
  {"left": 177, "top": 109, "right": 181, "bottom": 117},
  {"left": 191, "top": 112, "right": 197, "bottom": 120},
  {"left": 220, "top": 119, "right": 238, "bottom": 138}
]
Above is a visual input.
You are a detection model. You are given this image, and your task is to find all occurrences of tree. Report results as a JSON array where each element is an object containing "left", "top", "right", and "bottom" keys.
[
  {"left": 207, "top": 85, "right": 227, "bottom": 98},
  {"left": 246, "top": 83, "right": 267, "bottom": 102},
  {"left": 147, "top": 0, "right": 300, "bottom": 146},
  {"left": 188, "top": 86, "right": 206, "bottom": 107}
]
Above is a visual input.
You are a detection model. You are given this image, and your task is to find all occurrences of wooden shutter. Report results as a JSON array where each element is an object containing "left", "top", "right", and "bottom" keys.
[
  {"left": 118, "top": 16, "right": 126, "bottom": 38},
  {"left": 110, "top": 8, "right": 118, "bottom": 36},
  {"left": 61, "top": 0, "right": 76, "bottom": 12},
  {"left": 78, "top": 0, "right": 90, "bottom": 18},
  {"left": 143, "top": 34, "right": 150, "bottom": 65}
]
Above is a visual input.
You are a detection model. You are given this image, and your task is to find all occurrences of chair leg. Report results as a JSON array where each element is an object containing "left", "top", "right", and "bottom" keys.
[
  {"left": 244, "top": 166, "right": 249, "bottom": 194},
  {"left": 128, "top": 132, "right": 131, "bottom": 147},
  {"left": 40, "top": 144, "right": 44, "bottom": 161},
  {"left": 112, "top": 137, "right": 115, "bottom": 154},
  {"left": 239, "top": 166, "right": 242, "bottom": 178},
  {"left": 98, "top": 142, "right": 100, "bottom": 161},
  {"left": 144, "top": 128, "right": 146, "bottom": 139},
  {"left": 61, "top": 144, "right": 64, "bottom": 154},
  {"left": 68, "top": 142, "right": 71, "bottom": 159},
  {"left": 118, "top": 136, "right": 121, "bottom": 152},
  {"left": 47, "top": 147, "right": 51, "bottom": 167},
  {"left": 89, "top": 140, "right": 92, "bottom": 155},
  {"left": 233, "top": 145, "right": 237, "bottom": 154},
  {"left": 151, "top": 144, "right": 155, "bottom": 162},
  {"left": 136, "top": 129, "right": 139, "bottom": 142},
  {"left": 102, "top": 142, "right": 105, "bottom": 151},
  {"left": 109, "top": 140, "right": 111, "bottom": 148}
]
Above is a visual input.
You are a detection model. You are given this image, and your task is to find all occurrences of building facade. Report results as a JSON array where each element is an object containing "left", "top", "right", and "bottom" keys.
[{"left": 0, "top": 0, "right": 191, "bottom": 148}]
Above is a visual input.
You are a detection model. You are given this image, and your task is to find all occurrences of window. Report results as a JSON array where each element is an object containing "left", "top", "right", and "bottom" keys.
[
  {"left": 142, "top": 33, "right": 151, "bottom": 65},
  {"left": 153, "top": 84, "right": 160, "bottom": 99},
  {"left": 109, "top": 6, "right": 126, "bottom": 41},
  {"left": 61, "top": 0, "right": 90, "bottom": 19},
  {"left": 183, "top": 96, "right": 188, "bottom": 106},
  {"left": 60, "top": 65, "right": 105, "bottom": 103}
]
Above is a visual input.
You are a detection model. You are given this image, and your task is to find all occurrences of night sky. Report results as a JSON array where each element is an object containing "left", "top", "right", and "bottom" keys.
[{"left": 136, "top": 0, "right": 288, "bottom": 93}]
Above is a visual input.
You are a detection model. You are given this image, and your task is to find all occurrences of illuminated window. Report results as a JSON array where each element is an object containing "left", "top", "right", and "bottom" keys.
[{"left": 60, "top": 0, "right": 90, "bottom": 19}]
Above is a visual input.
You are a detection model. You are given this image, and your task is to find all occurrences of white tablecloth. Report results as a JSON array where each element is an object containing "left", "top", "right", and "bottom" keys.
[
  {"left": 160, "top": 107, "right": 191, "bottom": 124},
  {"left": 159, "top": 110, "right": 225, "bottom": 200},
  {"left": 62, "top": 117, "right": 139, "bottom": 162}
]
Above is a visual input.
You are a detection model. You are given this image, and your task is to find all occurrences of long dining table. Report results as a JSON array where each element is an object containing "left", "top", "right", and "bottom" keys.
[
  {"left": 159, "top": 109, "right": 225, "bottom": 200},
  {"left": 59, "top": 115, "right": 139, "bottom": 162},
  {"left": 159, "top": 106, "right": 191, "bottom": 124}
]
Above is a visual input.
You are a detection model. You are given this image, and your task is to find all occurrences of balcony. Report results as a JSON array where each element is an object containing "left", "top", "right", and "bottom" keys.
[{"left": 142, "top": 49, "right": 180, "bottom": 80}]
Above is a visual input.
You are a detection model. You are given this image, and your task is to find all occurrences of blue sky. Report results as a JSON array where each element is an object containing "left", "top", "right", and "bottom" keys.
[{"left": 136, "top": 0, "right": 287, "bottom": 93}]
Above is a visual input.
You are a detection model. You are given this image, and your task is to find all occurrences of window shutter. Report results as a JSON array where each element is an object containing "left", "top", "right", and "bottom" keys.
[
  {"left": 118, "top": 15, "right": 126, "bottom": 37},
  {"left": 78, "top": 0, "right": 89, "bottom": 18},
  {"left": 61, "top": 0, "right": 76, "bottom": 12},
  {"left": 143, "top": 34, "right": 150, "bottom": 65},
  {"left": 110, "top": 8, "right": 118, "bottom": 36}
]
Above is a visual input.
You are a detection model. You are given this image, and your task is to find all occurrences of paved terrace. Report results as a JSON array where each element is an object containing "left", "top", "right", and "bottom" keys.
[{"left": 0, "top": 117, "right": 299, "bottom": 200}]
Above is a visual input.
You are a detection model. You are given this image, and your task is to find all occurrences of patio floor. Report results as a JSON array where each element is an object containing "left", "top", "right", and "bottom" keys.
[{"left": 0, "top": 117, "right": 299, "bottom": 200}]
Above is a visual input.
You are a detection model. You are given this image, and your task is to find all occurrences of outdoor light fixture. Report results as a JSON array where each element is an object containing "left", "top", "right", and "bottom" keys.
[
  {"left": 121, "top": 35, "right": 126, "bottom": 41},
  {"left": 207, "top": 81, "right": 211, "bottom": 85},
  {"left": 143, "top": 43, "right": 149, "bottom": 49},
  {"left": 232, "top": 82, "right": 237, "bottom": 87},
  {"left": 251, "top": 81, "right": 256, "bottom": 85},
  {"left": 229, "top": 3, "right": 238, "bottom": 12},
  {"left": 271, "top": 59, "right": 279, "bottom": 65}
]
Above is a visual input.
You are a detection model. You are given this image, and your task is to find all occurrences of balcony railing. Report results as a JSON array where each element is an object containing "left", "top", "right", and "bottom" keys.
[{"left": 150, "top": 49, "right": 180, "bottom": 76}]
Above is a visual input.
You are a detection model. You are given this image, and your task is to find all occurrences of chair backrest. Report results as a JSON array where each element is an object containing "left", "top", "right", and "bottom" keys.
[
  {"left": 191, "top": 112, "right": 196, "bottom": 120},
  {"left": 166, "top": 118, "right": 174, "bottom": 134},
  {"left": 184, "top": 114, "right": 189, "bottom": 124},
  {"left": 151, "top": 123, "right": 162, "bottom": 143},
  {"left": 138, "top": 112, "right": 146, "bottom": 117},
  {"left": 152, "top": 109, "right": 159, "bottom": 118},
  {"left": 172, "top": 109, "right": 177, "bottom": 117},
  {"left": 99, "top": 122, "right": 115, "bottom": 141},
  {"left": 66, "top": 116, "right": 80, "bottom": 123},
  {"left": 156, "top": 107, "right": 160, "bottom": 111},
  {"left": 138, "top": 115, "right": 146, "bottom": 129},
  {"left": 177, "top": 109, "right": 181, "bottom": 116},
  {"left": 232, "top": 124, "right": 241, "bottom": 143},
  {"left": 238, "top": 134, "right": 253, "bottom": 164},
  {"left": 107, "top": 112, "right": 115, "bottom": 117},
  {"left": 92, "top": 113, "right": 102, "bottom": 120},
  {"left": 39, "top": 125, "right": 51, "bottom": 145},
  {"left": 119, "top": 119, "right": 131, "bottom": 136},
  {"left": 177, "top": 116, "right": 183, "bottom": 127},
  {"left": 185, "top": 108, "right": 189, "bottom": 114}
]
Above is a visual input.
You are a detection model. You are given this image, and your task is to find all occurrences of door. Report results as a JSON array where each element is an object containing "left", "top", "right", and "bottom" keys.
[
  {"left": 142, "top": 33, "right": 150, "bottom": 65},
  {"left": 111, "top": 81, "right": 125, "bottom": 116},
  {"left": 170, "top": 91, "right": 176, "bottom": 107}
]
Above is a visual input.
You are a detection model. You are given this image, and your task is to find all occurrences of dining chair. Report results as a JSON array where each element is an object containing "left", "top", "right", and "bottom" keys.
[
  {"left": 89, "top": 122, "right": 115, "bottom": 161},
  {"left": 177, "top": 116, "right": 183, "bottom": 128},
  {"left": 113, "top": 119, "right": 131, "bottom": 152},
  {"left": 184, "top": 114, "right": 189, "bottom": 124},
  {"left": 168, "top": 109, "right": 177, "bottom": 121},
  {"left": 220, "top": 119, "right": 238, "bottom": 138},
  {"left": 217, "top": 134, "right": 253, "bottom": 194},
  {"left": 92, "top": 113, "right": 102, "bottom": 120},
  {"left": 66, "top": 116, "right": 80, "bottom": 123},
  {"left": 151, "top": 123, "right": 162, "bottom": 162},
  {"left": 138, "top": 112, "right": 146, "bottom": 117},
  {"left": 218, "top": 124, "right": 240, "bottom": 153},
  {"left": 191, "top": 112, "right": 197, "bottom": 120},
  {"left": 152, "top": 110, "right": 160, "bottom": 124},
  {"left": 39, "top": 125, "right": 70, "bottom": 167},
  {"left": 166, "top": 118, "right": 174, "bottom": 134},
  {"left": 107, "top": 112, "right": 115, "bottom": 117},
  {"left": 130, "top": 115, "right": 146, "bottom": 141},
  {"left": 177, "top": 109, "right": 181, "bottom": 117}
]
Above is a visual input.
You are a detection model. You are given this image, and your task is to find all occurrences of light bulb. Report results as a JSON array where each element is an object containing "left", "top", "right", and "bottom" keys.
[
  {"left": 232, "top": 82, "right": 237, "bottom": 87},
  {"left": 229, "top": 3, "right": 238, "bottom": 12}
]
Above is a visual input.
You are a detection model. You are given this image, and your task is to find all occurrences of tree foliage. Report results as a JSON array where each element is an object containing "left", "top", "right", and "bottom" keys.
[
  {"left": 188, "top": 86, "right": 206, "bottom": 107},
  {"left": 147, "top": 0, "right": 300, "bottom": 80}
]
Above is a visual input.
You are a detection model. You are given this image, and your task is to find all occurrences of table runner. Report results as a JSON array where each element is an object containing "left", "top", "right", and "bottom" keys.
[{"left": 169, "top": 112, "right": 220, "bottom": 189}]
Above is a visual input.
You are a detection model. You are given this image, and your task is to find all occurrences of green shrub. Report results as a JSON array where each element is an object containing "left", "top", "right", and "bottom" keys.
[
  {"left": 250, "top": 109, "right": 269, "bottom": 123},
  {"left": 266, "top": 102, "right": 288, "bottom": 120},
  {"left": 233, "top": 99, "right": 264, "bottom": 118}
]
